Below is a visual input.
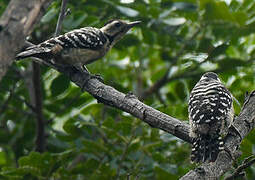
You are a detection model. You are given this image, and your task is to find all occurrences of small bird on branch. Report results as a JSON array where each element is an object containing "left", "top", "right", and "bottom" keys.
[
  {"left": 189, "top": 72, "right": 234, "bottom": 163},
  {"left": 16, "top": 19, "right": 140, "bottom": 72}
]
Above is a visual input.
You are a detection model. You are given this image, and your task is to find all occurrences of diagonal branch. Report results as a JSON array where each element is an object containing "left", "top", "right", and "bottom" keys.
[
  {"left": 55, "top": 0, "right": 69, "bottom": 37},
  {"left": 225, "top": 155, "right": 255, "bottom": 180},
  {"left": 69, "top": 68, "right": 192, "bottom": 143},
  {"left": 17, "top": 46, "right": 191, "bottom": 142}
]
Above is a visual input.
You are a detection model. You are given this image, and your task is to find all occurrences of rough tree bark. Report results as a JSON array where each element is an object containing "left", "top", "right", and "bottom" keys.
[
  {"left": 0, "top": 1, "right": 255, "bottom": 179},
  {"left": 0, "top": 0, "right": 53, "bottom": 81}
]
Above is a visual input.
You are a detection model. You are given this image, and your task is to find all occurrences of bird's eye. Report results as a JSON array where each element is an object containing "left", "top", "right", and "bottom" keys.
[{"left": 115, "top": 22, "right": 121, "bottom": 27}]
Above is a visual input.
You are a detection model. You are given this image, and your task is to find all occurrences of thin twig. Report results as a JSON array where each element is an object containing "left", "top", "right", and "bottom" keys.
[
  {"left": 33, "top": 0, "right": 69, "bottom": 153},
  {"left": 32, "top": 62, "right": 45, "bottom": 152},
  {"left": 13, "top": 94, "right": 37, "bottom": 113},
  {"left": 140, "top": 55, "right": 253, "bottom": 101},
  {"left": 140, "top": 27, "right": 202, "bottom": 100},
  {"left": 225, "top": 155, "right": 255, "bottom": 180},
  {"left": 55, "top": 0, "right": 69, "bottom": 37},
  {"left": 116, "top": 128, "right": 136, "bottom": 179}
]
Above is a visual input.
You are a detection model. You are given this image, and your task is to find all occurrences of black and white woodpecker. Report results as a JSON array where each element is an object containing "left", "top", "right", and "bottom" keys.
[
  {"left": 188, "top": 72, "right": 234, "bottom": 163},
  {"left": 16, "top": 19, "right": 141, "bottom": 72}
]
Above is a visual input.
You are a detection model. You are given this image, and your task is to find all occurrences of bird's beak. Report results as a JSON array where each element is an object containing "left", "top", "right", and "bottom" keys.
[{"left": 127, "top": 21, "right": 141, "bottom": 28}]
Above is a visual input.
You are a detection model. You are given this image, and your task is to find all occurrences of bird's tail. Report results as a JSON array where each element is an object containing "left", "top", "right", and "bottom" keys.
[
  {"left": 16, "top": 46, "right": 52, "bottom": 60},
  {"left": 191, "top": 134, "right": 223, "bottom": 163}
]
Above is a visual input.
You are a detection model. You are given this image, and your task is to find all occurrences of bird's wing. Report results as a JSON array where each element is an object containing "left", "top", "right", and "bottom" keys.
[{"left": 39, "top": 27, "right": 108, "bottom": 50}]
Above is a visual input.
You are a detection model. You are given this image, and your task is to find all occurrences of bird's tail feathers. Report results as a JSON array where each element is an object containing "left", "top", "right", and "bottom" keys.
[
  {"left": 16, "top": 46, "right": 52, "bottom": 60},
  {"left": 191, "top": 134, "right": 223, "bottom": 163}
]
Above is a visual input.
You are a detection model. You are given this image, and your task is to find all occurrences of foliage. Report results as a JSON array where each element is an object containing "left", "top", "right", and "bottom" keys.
[{"left": 0, "top": 0, "right": 255, "bottom": 179}]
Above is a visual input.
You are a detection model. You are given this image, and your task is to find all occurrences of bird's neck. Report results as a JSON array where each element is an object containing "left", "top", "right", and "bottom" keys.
[{"left": 105, "top": 34, "right": 115, "bottom": 45}]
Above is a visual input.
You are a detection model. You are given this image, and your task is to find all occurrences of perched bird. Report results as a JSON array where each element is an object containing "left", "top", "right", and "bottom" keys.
[
  {"left": 16, "top": 19, "right": 141, "bottom": 72},
  {"left": 188, "top": 72, "right": 234, "bottom": 163}
]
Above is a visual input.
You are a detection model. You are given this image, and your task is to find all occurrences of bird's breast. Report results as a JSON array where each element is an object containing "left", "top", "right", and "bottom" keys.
[{"left": 59, "top": 45, "right": 110, "bottom": 66}]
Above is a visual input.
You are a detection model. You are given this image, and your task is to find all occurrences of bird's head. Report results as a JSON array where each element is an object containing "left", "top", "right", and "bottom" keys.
[
  {"left": 100, "top": 19, "right": 141, "bottom": 46},
  {"left": 200, "top": 72, "right": 221, "bottom": 82}
]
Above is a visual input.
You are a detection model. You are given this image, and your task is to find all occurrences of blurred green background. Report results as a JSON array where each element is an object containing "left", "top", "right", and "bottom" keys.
[{"left": 0, "top": 0, "right": 255, "bottom": 179}]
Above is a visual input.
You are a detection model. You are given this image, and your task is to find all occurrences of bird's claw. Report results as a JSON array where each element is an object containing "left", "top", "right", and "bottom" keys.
[{"left": 91, "top": 74, "right": 104, "bottom": 83}]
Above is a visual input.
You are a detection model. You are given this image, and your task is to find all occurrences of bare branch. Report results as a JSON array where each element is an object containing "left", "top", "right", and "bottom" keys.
[
  {"left": 31, "top": 0, "right": 69, "bottom": 153},
  {"left": 74, "top": 76, "right": 191, "bottom": 142},
  {"left": 31, "top": 62, "right": 45, "bottom": 153},
  {"left": 19, "top": 40, "right": 191, "bottom": 142},
  {"left": 225, "top": 155, "right": 255, "bottom": 180},
  {"left": 17, "top": 60, "right": 46, "bottom": 152},
  {"left": 55, "top": 0, "right": 69, "bottom": 37}
]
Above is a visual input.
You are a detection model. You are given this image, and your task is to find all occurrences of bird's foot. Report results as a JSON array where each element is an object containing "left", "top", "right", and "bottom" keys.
[{"left": 90, "top": 74, "right": 104, "bottom": 83}]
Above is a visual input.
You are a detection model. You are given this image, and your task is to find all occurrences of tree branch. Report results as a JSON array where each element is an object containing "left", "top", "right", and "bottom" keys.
[
  {"left": 17, "top": 48, "right": 191, "bottom": 142},
  {"left": 0, "top": 0, "right": 53, "bottom": 82},
  {"left": 70, "top": 68, "right": 191, "bottom": 143},
  {"left": 31, "top": 0, "right": 69, "bottom": 153},
  {"left": 55, "top": 0, "right": 69, "bottom": 37},
  {"left": 225, "top": 155, "right": 255, "bottom": 180},
  {"left": 31, "top": 62, "right": 45, "bottom": 153},
  {"left": 26, "top": 0, "right": 68, "bottom": 153}
]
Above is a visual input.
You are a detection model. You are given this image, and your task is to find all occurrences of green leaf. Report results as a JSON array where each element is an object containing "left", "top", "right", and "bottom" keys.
[
  {"left": 233, "top": 11, "right": 247, "bottom": 26},
  {"left": 208, "top": 44, "right": 229, "bottom": 59},
  {"left": 63, "top": 118, "right": 82, "bottom": 137},
  {"left": 0, "top": 152, "right": 56, "bottom": 179},
  {"left": 174, "top": 81, "right": 187, "bottom": 100},
  {"left": 162, "top": 18, "right": 186, "bottom": 26},
  {"left": 41, "top": 7, "right": 58, "bottom": 24},
  {"left": 217, "top": 58, "right": 248, "bottom": 69},
  {"left": 197, "top": 38, "right": 213, "bottom": 52},
  {"left": 142, "top": 28, "right": 156, "bottom": 44},
  {"left": 116, "top": 5, "right": 139, "bottom": 17},
  {"left": 82, "top": 139, "right": 109, "bottom": 154},
  {"left": 203, "top": 1, "right": 235, "bottom": 22},
  {"left": 172, "top": 2, "right": 197, "bottom": 11},
  {"left": 0, "top": 151, "right": 7, "bottom": 165},
  {"left": 50, "top": 74, "right": 70, "bottom": 97}
]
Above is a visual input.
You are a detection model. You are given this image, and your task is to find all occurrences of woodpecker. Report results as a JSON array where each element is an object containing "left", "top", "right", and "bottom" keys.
[
  {"left": 16, "top": 19, "right": 141, "bottom": 72},
  {"left": 188, "top": 72, "right": 234, "bottom": 163}
]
